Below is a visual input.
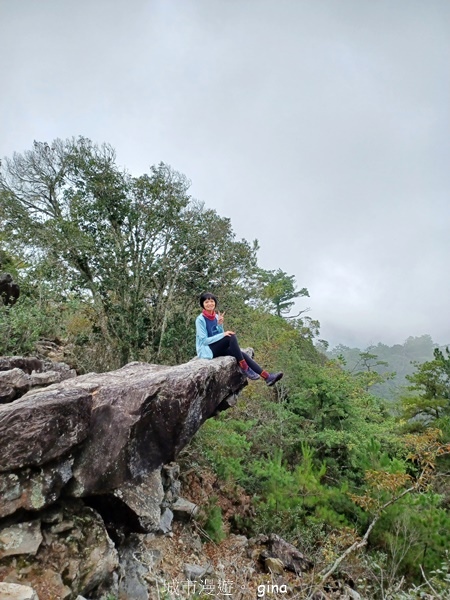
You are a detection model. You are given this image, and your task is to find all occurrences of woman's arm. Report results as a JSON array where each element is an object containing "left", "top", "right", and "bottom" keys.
[{"left": 196, "top": 315, "right": 225, "bottom": 347}]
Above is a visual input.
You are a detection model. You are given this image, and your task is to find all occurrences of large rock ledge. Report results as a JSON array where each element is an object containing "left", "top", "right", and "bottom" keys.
[
  {"left": 0, "top": 356, "right": 249, "bottom": 599},
  {"left": 0, "top": 356, "right": 247, "bottom": 518}
]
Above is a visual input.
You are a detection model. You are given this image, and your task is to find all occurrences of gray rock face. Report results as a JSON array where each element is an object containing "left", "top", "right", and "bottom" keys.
[
  {"left": 0, "top": 388, "right": 93, "bottom": 472},
  {"left": 0, "top": 358, "right": 245, "bottom": 510},
  {"left": 0, "top": 521, "right": 43, "bottom": 559},
  {"left": 0, "top": 501, "right": 118, "bottom": 599},
  {"left": 262, "top": 534, "right": 314, "bottom": 574},
  {"left": 0, "top": 356, "right": 246, "bottom": 526},
  {"left": 0, "top": 582, "right": 39, "bottom": 600},
  {"left": 0, "top": 358, "right": 77, "bottom": 404},
  {"left": 65, "top": 359, "right": 243, "bottom": 494},
  {"left": 111, "top": 470, "right": 164, "bottom": 532},
  {"left": 0, "top": 458, "right": 74, "bottom": 519}
]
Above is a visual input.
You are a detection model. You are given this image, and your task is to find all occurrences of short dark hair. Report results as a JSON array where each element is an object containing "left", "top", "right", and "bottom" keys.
[{"left": 199, "top": 292, "right": 218, "bottom": 308}]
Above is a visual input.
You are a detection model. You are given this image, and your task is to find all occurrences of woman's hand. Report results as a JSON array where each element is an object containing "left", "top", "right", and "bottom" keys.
[
  {"left": 217, "top": 311, "right": 225, "bottom": 325},
  {"left": 224, "top": 330, "right": 235, "bottom": 337}
]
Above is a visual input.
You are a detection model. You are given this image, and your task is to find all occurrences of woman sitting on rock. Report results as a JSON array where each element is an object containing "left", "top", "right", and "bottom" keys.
[{"left": 195, "top": 292, "right": 283, "bottom": 386}]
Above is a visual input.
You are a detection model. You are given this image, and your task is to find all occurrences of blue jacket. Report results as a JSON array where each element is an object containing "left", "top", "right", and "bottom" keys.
[{"left": 196, "top": 314, "right": 224, "bottom": 359}]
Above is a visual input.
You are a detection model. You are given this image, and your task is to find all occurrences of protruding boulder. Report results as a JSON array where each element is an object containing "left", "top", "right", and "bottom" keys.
[
  {"left": 0, "top": 354, "right": 248, "bottom": 597},
  {"left": 0, "top": 358, "right": 245, "bottom": 499}
]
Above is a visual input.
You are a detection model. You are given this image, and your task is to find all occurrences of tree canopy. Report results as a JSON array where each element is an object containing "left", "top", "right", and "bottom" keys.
[
  {"left": 0, "top": 137, "right": 259, "bottom": 366},
  {"left": 257, "top": 267, "right": 309, "bottom": 317}
]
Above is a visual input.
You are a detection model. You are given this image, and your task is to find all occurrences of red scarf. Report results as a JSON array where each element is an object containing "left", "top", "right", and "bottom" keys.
[{"left": 202, "top": 309, "right": 217, "bottom": 321}]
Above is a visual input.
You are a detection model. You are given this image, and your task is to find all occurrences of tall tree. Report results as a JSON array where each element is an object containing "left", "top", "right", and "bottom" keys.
[
  {"left": 257, "top": 268, "right": 309, "bottom": 317},
  {"left": 350, "top": 350, "right": 395, "bottom": 391},
  {"left": 401, "top": 347, "right": 450, "bottom": 430}
]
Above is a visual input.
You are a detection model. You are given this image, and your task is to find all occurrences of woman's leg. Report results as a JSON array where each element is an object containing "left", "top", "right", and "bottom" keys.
[
  {"left": 209, "top": 335, "right": 260, "bottom": 380},
  {"left": 209, "top": 336, "right": 283, "bottom": 385},
  {"left": 210, "top": 336, "right": 263, "bottom": 371},
  {"left": 243, "top": 351, "right": 283, "bottom": 385},
  {"left": 242, "top": 351, "right": 264, "bottom": 375},
  {"left": 209, "top": 334, "right": 244, "bottom": 362}
]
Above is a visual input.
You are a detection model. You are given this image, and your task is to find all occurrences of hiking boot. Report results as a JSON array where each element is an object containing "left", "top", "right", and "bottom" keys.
[
  {"left": 239, "top": 366, "right": 260, "bottom": 380},
  {"left": 265, "top": 372, "right": 284, "bottom": 386}
]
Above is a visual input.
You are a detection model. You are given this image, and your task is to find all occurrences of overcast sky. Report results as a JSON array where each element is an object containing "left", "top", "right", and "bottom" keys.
[{"left": 1, "top": 0, "right": 449, "bottom": 349}]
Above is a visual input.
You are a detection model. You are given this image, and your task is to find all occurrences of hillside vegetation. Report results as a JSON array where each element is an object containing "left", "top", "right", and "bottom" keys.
[
  {"left": 325, "top": 335, "right": 447, "bottom": 402},
  {"left": 1, "top": 138, "right": 449, "bottom": 599}
]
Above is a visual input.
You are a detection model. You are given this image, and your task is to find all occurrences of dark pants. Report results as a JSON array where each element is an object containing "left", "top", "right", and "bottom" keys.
[{"left": 209, "top": 334, "right": 263, "bottom": 375}]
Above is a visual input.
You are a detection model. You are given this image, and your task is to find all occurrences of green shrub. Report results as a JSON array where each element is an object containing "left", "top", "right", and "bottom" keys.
[
  {"left": 200, "top": 497, "right": 225, "bottom": 543},
  {"left": 0, "top": 297, "right": 63, "bottom": 355},
  {"left": 194, "top": 416, "right": 253, "bottom": 482}
]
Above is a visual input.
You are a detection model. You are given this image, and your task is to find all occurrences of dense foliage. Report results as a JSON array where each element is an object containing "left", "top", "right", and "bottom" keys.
[
  {"left": 1, "top": 138, "right": 449, "bottom": 598},
  {"left": 193, "top": 319, "right": 450, "bottom": 596},
  {"left": 0, "top": 138, "right": 259, "bottom": 368}
]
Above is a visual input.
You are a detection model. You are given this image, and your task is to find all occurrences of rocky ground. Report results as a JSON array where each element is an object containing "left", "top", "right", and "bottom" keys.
[
  {"left": 121, "top": 467, "right": 357, "bottom": 600},
  {"left": 138, "top": 526, "right": 305, "bottom": 600}
]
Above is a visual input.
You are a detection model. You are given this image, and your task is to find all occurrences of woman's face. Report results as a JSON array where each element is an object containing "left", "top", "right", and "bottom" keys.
[{"left": 203, "top": 298, "right": 216, "bottom": 312}]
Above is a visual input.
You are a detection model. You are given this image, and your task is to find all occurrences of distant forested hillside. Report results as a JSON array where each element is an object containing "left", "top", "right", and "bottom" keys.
[{"left": 325, "top": 335, "right": 448, "bottom": 401}]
